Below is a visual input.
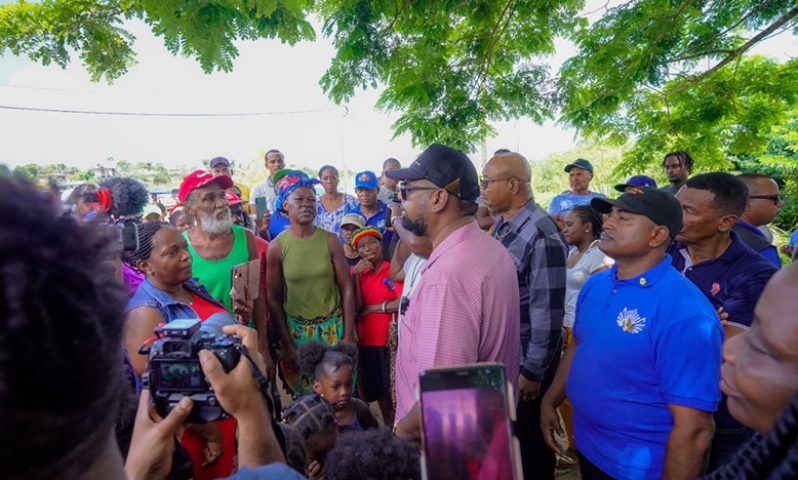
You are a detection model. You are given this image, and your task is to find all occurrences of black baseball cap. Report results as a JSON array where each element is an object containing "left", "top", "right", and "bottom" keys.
[
  {"left": 384, "top": 143, "right": 479, "bottom": 203},
  {"left": 210, "top": 156, "right": 231, "bottom": 168},
  {"left": 564, "top": 158, "right": 594, "bottom": 174},
  {"left": 591, "top": 187, "right": 683, "bottom": 238}
]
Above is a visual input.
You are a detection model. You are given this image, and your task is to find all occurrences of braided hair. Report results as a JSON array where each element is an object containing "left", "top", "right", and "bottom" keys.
[
  {"left": 119, "top": 222, "right": 171, "bottom": 272},
  {"left": 704, "top": 392, "right": 798, "bottom": 479},
  {"left": 298, "top": 340, "right": 357, "bottom": 381},
  {"left": 571, "top": 205, "right": 603, "bottom": 240},
  {"left": 283, "top": 393, "right": 338, "bottom": 441}
]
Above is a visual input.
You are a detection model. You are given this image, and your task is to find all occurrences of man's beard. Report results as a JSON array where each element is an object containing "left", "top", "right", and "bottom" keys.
[
  {"left": 401, "top": 208, "right": 427, "bottom": 237},
  {"left": 199, "top": 208, "right": 234, "bottom": 235}
]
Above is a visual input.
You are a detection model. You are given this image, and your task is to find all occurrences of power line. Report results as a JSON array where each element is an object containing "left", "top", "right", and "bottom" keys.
[{"left": 0, "top": 104, "right": 341, "bottom": 117}]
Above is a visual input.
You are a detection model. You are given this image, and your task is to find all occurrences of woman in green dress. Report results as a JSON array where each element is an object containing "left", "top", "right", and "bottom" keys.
[{"left": 267, "top": 171, "right": 356, "bottom": 396}]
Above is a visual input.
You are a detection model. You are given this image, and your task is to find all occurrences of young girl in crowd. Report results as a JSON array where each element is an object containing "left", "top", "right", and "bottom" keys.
[
  {"left": 299, "top": 340, "right": 379, "bottom": 431},
  {"left": 351, "top": 227, "right": 403, "bottom": 426},
  {"left": 283, "top": 393, "right": 341, "bottom": 480}
]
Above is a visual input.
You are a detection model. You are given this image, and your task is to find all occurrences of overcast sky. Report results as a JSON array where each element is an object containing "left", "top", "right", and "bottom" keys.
[{"left": 0, "top": 1, "right": 794, "bottom": 176}]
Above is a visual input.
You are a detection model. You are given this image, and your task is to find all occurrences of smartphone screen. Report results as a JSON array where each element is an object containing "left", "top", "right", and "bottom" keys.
[
  {"left": 419, "top": 363, "right": 518, "bottom": 480},
  {"left": 255, "top": 197, "right": 267, "bottom": 223}
]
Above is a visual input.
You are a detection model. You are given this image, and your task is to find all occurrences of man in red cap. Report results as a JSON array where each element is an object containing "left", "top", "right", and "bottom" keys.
[{"left": 180, "top": 170, "right": 272, "bottom": 373}]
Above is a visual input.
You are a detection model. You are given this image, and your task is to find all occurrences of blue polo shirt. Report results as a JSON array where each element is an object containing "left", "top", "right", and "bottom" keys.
[
  {"left": 668, "top": 232, "right": 778, "bottom": 430},
  {"left": 354, "top": 200, "right": 394, "bottom": 254},
  {"left": 548, "top": 191, "right": 605, "bottom": 216},
  {"left": 567, "top": 255, "right": 722, "bottom": 480},
  {"left": 268, "top": 210, "right": 291, "bottom": 239}
]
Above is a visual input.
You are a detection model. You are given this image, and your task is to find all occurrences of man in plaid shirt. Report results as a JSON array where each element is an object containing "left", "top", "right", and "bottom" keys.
[{"left": 482, "top": 152, "right": 568, "bottom": 480}]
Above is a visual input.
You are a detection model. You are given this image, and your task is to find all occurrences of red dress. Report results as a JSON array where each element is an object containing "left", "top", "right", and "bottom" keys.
[{"left": 180, "top": 293, "right": 238, "bottom": 480}]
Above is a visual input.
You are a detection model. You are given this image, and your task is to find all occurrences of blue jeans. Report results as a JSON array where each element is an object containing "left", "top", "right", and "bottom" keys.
[{"left": 708, "top": 426, "right": 755, "bottom": 472}]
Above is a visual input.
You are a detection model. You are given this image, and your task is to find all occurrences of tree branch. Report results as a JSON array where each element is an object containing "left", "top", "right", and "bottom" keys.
[{"left": 667, "top": 3, "right": 798, "bottom": 93}]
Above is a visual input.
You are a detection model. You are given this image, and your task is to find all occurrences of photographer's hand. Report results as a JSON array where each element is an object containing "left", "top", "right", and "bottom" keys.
[
  {"left": 200, "top": 324, "right": 285, "bottom": 467},
  {"left": 125, "top": 390, "right": 193, "bottom": 480}
]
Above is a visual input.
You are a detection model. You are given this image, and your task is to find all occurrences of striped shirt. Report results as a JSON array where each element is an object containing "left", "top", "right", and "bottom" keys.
[
  {"left": 492, "top": 200, "right": 567, "bottom": 381},
  {"left": 395, "top": 221, "right": 521, "bottom": 420}
]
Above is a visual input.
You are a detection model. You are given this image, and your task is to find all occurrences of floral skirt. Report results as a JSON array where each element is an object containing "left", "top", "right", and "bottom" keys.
[{"left": 279, "top": 308, "right": 344, "bottom": 397}]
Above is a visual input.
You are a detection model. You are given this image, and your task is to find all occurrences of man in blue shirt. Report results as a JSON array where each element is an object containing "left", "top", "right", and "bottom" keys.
[
  {"left": 669, "top": 172, "right": 778, "bottom": 471},
  {"left": 541, "top": 187, "right": 722, "bottom": 480},
  {"left": 354, "top": 170, "right": 394, "bottom": 255},
  {"left": 548, "top": 158, "right": 605, "bottom": 229},
  {"left": 733, "top": 173, "right": 784, "bottom": 267}
]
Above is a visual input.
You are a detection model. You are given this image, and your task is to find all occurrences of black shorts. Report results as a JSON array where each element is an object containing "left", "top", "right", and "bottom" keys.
[{"left": 358, "top": 345, "right": 391, "bottom": 404}]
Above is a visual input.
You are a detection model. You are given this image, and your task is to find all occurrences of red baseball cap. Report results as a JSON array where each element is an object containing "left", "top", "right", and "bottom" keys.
[
  {"left": 178, "top": 170, "right": 233, "bottom": 204},
  {"left": 225, "top": 191, "right": 242, "bottom": 205}
]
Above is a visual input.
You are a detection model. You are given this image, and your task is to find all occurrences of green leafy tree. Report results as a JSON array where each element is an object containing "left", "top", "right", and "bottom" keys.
[{"left": 558, "top": 0, "right": 798, "bottom": 171}]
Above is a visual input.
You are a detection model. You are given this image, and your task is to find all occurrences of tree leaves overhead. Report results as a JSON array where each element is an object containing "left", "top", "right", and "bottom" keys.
[
  {"left": 318, "top": 0, "right": 585, "bottom": 151},
  {"left": 558, "top": 0, "right": 798, "bottom": 171},
  {"left": 0, "top": 0, "right": 315, "bottom": 81},
  {"left": 1, "top": 0, "right": 796, "bottom": 164}
]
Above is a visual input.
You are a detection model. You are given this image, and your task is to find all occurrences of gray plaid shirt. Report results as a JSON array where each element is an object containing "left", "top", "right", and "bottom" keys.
[{"left": 492, "top": 200, "right": 567, "bottom": 381}]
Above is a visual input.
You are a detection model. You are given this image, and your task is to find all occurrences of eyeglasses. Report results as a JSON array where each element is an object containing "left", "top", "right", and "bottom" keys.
[
  {"left": 749, "top": 194, "right": 782, "bottom": 205},
  {"left": 399, "top": 183, "right": 439, "bottom": 201},
  {"left": 479, "top": 177, "right": 515, "bottom": 189}
]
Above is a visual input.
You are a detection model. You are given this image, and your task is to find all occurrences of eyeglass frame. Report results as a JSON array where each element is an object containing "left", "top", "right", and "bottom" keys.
[
  {"left": 479, "top": 176, "right": 516, "bottom": 189},
  {"left": 749, "top": 194, "right": 783, "bottom": 205}
]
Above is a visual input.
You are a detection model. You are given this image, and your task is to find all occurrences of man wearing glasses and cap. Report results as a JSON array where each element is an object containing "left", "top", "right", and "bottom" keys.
[
  {"left": 389, "top": 144, "right": 521, "bottom": 437},
  {"left": 734, "top": 173, "right": 784, "bottom": 267},
  {"left": 548, "top": 158, "right": 606, "bottom": 230},
  {"left": 541, "top": 187, "right": 722, "bottom": 480}
]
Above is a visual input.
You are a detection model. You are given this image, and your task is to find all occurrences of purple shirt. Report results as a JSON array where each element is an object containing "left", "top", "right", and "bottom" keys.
[{"left": 395, "top": 221, "right": 521, "bottom": 420}]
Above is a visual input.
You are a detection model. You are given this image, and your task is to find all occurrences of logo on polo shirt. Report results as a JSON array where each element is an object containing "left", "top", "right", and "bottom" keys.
[
  {"left": 711, "top": 282, "right": 720, "bottom": 296},
  {"left": 617, "top": 307, "right": 646, "bottom": 334}
]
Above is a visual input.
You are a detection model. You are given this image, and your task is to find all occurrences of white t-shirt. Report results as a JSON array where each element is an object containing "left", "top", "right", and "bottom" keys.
[
  {"left": 397, "top": 253, "right": 426, "bottom": 340},
  {"left": 249, "top": 177, "right": 277, "bottom": 211},
  {"left": 564, "top": 242, "right": 614, "bottom": 327}
]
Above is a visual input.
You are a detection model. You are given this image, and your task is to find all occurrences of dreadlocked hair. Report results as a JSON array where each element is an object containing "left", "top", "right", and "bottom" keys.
[
  {"left": 0, "top": 176, "right": 128, "bottom": 479},
  {"left": 98, "top": 177, "right": 149, "bottom": 219},
  {"left": 283, "top": 393, "right": 338, "bottom": 440},
  {"left": 703, "top": 392, "right": 798, "bottom": 479},
  {"left": 120, "top": 222, "right": 172, "bottom": 273},
  {"left": 298, "top": 340, "right": 358, "bottom": 381}
]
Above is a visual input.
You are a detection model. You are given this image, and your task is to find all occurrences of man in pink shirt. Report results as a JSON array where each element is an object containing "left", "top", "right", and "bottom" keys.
[{"left": 386, "top": 143, "right": 521, "bottom": 427}]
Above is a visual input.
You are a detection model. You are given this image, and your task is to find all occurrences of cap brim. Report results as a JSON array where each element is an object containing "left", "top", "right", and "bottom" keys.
[
  {"left": 614, "top": 183, "right": 629, "bottom": 192},
  {"left": 385, "top": 167, "right": 425, "bottom": 181},
  {"left": 591, "top": 196, "right": 645, "bottom": 216},
  {"left": 211, "top": 175, "right": 234, "bottom": 190}
]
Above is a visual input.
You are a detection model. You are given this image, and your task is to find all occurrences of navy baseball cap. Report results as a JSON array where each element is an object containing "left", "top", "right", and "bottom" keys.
[
  {"left": 614, "top": 175, "right": 658, "bottom": 192},
  {"left": 210, "top": 156, "right": 231, "bottom": 168},
  {"left": 591, "top": 187, "right": 683, "bottom": 238},
  {"left": 564, "top": 158, "right": 594, "bottom": 174},
  {"left": 355, "top": 171, "right": 379, "bottom": 190},
  {"left": 384, "top": 143, "right": 479, "bottom": 203}
]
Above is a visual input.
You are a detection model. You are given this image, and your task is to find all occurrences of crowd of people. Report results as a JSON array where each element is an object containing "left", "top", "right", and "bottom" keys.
[{"left": 2, "top": 145, "right": 798, "bottom": 480}]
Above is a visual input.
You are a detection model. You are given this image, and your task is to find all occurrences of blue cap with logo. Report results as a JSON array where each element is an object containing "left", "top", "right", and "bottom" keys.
[
  {"left": 355, "top": 171, "right": 379, "bottom": 190},
  {"left": 564, "top": 158, "right": 594, "bottom": 174},
  {"left": 614, "top": 175, "right": 658, "bottom": 192}
]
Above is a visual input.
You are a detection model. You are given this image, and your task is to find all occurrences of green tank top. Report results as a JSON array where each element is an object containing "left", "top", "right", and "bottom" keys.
[
  {"left": 278, "top": 227, "right": 341, "bottom": 319},
  {"left": 184, "top": 225, "right": 249, "bottom": 313}
]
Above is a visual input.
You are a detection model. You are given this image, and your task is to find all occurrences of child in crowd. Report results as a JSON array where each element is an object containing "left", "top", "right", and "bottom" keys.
[
  {"left": 325, "top": 428, "right": 421, "bottom": 480},
  {"left": 282, "top": 393, "right": 340, "bottom": 480},
  {"left": 299, "top": 340, "right": 379, "bottom": 431}
]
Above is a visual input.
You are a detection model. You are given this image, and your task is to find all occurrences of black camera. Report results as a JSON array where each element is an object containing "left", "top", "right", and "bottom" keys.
[{"left": 144, "top": 319, "right": 240, "bottom": 423}]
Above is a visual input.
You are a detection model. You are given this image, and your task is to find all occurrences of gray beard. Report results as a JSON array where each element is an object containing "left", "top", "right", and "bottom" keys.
[{"left": 199, "top": 208, "right": 234, "bottom": 235}]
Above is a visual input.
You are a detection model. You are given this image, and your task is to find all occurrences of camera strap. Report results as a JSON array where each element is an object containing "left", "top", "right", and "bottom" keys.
[{"left": 236, "top": 345, "right": 287, "bottom": 455}]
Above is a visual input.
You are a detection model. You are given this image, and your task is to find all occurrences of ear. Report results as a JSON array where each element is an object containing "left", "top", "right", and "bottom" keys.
[
  {"left": 428, "top": 188, "right": 448, "bottom": 214},
  {"left": 717, "top": 214, "right": 738, "bottom": 233},
  {"left": 312, "top": 381, "right": 323, "bottom": 394},
  {"left": 508, "top": 177, "right": 521, "bottom": 195},
  {"left": 649, "top": 226, "right": 671, "bottom": 249},
  {"left": 136, "top": 258, "right": 151, "bottom": 275}
]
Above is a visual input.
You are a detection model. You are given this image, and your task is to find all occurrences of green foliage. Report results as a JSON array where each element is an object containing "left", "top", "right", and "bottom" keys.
[
  {"left": 558, "top": 0, "right": 798, "bottom": 173},
  {"left": 0, "top": 0, "right": 315, "bottom": 81},
  {"left": 318, "top": 0, "right": 585, "bottom": 152}
]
